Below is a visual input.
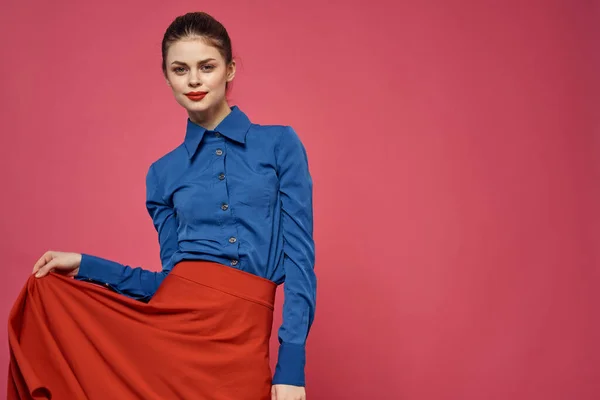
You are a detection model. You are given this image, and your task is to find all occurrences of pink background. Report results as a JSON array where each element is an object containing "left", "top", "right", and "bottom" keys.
[{"left": 1, "top": 1, "right": 598, "bottom": 399}]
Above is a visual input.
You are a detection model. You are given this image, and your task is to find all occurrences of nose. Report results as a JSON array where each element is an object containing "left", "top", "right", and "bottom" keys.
[{"left": 188, "top": 70, "right": 201, "bottom": 87}]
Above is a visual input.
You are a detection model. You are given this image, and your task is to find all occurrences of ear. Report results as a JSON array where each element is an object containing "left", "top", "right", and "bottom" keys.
[{"left": 226, "top": 60, "right": 236, "bottom": 82}]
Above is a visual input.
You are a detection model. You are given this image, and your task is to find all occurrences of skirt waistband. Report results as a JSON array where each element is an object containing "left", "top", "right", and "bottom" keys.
[{"left": 170, "top": 260, "right": 277, "bottom": 309}]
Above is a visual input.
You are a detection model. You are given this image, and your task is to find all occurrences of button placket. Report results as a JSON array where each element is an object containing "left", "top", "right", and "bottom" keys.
[{"left": 212, "top": 137, "right": 240, "bottom": 269}]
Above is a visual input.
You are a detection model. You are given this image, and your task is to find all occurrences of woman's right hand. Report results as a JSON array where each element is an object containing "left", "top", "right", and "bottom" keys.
[{"left": 33, "top": 251, "right": 82, "bottom": 278}]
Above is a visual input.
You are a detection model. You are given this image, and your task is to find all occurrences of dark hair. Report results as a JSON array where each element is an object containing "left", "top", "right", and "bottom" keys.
[{"left": 161, "top": 12, "right": 233, "bottom": 87}]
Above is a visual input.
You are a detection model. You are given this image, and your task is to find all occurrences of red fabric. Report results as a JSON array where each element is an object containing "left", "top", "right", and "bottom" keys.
[{"left": 7, "top": 260, "right": 276, "bottom": 400}]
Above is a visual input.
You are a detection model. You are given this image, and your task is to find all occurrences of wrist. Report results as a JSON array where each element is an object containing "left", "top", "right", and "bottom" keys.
[{"left": 73, "top": 253, "right": 82, "bottom": 276}]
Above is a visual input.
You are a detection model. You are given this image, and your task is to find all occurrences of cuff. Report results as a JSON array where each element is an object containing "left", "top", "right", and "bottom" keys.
[
  {"left": 75, "top": 253, "right": 125, "bottom": 286},
  {"left": 272, "top": 342, "right": 306, "bottom": 386}
]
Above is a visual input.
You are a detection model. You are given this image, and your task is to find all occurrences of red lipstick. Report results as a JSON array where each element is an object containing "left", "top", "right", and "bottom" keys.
[{"left": 185, "top": 91, "right": 207, "bottom": 101}]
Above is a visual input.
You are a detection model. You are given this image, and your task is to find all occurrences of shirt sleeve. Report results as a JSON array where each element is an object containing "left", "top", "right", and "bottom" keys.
[
  {"left": 272, "top": 126, "right": 317, "bottom": 386},
  {"left": 74, "top": 163, "right": 179, "bottom": 302}
]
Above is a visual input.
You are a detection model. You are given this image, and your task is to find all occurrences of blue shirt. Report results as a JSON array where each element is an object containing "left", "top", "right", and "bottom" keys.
[{"left": 74, "top": 106, "right": 317, "bottom": 386}]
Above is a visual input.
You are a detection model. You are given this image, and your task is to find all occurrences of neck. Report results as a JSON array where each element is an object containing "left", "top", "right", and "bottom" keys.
[{"left": 188, "top": 101, "right": 231, "bottom": 130}]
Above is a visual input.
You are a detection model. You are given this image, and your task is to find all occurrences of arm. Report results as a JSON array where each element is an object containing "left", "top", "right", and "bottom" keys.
[
  {"left": 272, "top": 126, "right": 317, "bottom": 387},
  {"left": 74, "top": 164, "right": 179, "bottom": 302}
]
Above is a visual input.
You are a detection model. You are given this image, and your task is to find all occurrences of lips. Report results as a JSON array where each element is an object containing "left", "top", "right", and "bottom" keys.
[{"left": 185, "top": 92, "right": 207, "bottom": 101}]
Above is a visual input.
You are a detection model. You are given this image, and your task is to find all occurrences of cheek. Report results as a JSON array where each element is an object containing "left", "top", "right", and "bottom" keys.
[
  {"left": 167, "top": 76, "right": 185, "bottom": 92},
  {"left": 205, "top": 73, "right": 228, "bottom": 90}
]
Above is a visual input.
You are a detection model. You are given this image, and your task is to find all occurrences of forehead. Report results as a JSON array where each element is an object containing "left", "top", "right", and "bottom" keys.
[{"left": 166, "top": 37, "right": 223, "bottom": 62}]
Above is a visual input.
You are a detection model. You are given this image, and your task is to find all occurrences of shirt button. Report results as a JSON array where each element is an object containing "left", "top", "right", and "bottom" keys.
[
  {"left": 231, "top": 260, "right": 238, "bottom": 266},
  {"left": 221, "top": 203, "right": 229, "bottom": 211},
  {"left": 215, "top": 149, "right": 223, "bottom": 156},
  {"left": 229, "top": 236, "right": 237, "bottom": 244},
  {"left": 218, "top": 173, "right": 225, "bottom": 180},
  {"left": 215, "top": 132, "right": 221, "bottom": 137}
]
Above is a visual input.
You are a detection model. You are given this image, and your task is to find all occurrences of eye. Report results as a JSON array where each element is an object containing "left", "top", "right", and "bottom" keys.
[
  {"left": 173, "top": 67, "right": 187, "bottom": 74},
  {"left": 201, "top": 65, "right": 215, "bottom": 72}
]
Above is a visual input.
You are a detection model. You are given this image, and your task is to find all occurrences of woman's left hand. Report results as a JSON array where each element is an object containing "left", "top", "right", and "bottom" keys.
[{"left": 271, "top": 384, "right": 306, "bottom": 400}]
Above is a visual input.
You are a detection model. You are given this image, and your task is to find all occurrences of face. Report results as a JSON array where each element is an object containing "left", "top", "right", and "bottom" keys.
[{"left": 164, "top": 37, "right": 235, "bottom": 118}]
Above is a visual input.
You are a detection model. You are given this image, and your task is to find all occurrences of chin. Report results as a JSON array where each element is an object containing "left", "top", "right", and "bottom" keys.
[
  {"left": 176, "top": 93, "right": 226, "bottom": 115},
  {"left": 178, "top": 99, "right": 209, "bottom": 113},
  {"left": 185, "top": 103, "right": 211, "bottom": 112}
]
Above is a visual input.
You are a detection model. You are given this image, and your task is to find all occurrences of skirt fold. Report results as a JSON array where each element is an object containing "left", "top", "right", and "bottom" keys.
[{"left": 7, "top": 260, "right": 276, "bottom": 400}]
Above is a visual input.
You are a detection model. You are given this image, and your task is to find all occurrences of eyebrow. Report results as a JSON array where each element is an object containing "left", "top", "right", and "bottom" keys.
[{"left": 171, "top": 58, "right": 216, "bottom": 66}]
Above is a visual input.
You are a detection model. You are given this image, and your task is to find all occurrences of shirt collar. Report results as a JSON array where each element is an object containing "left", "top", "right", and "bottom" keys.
[{"left": 183, "top": 105, "right": 251, "bottom": 159}]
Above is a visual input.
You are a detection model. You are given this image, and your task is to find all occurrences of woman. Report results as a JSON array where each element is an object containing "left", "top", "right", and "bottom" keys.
[{"left": 7, "top": 11, "right": 316, "bottom": 400}]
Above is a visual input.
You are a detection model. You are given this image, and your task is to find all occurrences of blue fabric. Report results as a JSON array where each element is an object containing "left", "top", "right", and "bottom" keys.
[{"left": 75, "top": 106, "right": 316, "bottom": 386}]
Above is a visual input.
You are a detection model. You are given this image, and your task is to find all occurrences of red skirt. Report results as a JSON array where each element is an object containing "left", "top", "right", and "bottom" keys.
[{"left": 7, "top": 260, "right": 277, "bottom": 400}]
